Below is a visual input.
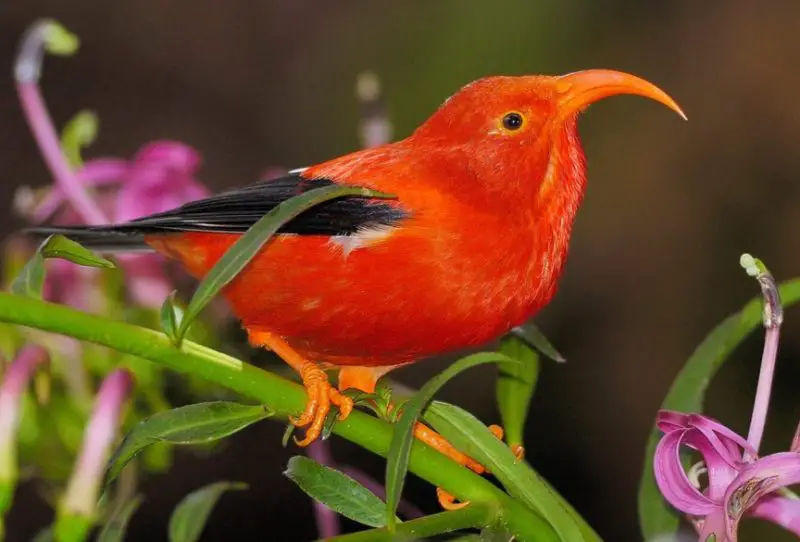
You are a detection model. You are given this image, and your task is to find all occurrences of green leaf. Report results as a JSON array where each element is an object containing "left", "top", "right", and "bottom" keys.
[
  {"left": 97, "top": 495, "right": 143, "bottom": 542},
  {"left": 424, "top": 401, "right": 590, "bottom": 542},
  {"left": 160, "top": 291, "right": 183, "bottom": 344},
  {"left": 168, "top": 481, "right": 246, "bottom": 542},
  {"left": 284, "top": 456, "right": 390, "bottom": 527},
  {"left": 637, "top": 279, "right": 800, "bottom": 539},
  {"left": 509, "top": 322, "right": 565, "bottom": 363},
  {"left": 10, "top": 235, "right": 114, "bottom": 298},
  {"left": 10, "top": 249, "right": 45, "bottom": 298},
  {"left": 107, "top": 402, "right": 272, "bottom": 483},
  {"left": 385, "top": 352, "right": 519, "bottom": 532},
  {"left": 496, "top": 335, "right": 540, "bottom": 449},
  {"left": 40, "top": 235, "right": 114, "bottom": 269},
  {"left": 174, "top": 185, "right": 396, "bottom": 345},
  {"left": 60, "top": 110, "right": 98, "bottom": 168}
]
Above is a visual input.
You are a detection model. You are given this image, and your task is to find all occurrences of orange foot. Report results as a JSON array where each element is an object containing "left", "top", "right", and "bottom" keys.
[
  {"left": 248, "top": 330, "right": 354, "bottom": 447},
  {"left": 416, "top": 423, "right": 525, "bottom": 510},
  {"left": 291, "top": 361, "right": 354, "bottom": 446}
]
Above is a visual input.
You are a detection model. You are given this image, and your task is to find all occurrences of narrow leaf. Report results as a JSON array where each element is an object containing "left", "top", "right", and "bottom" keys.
[
  {"left": 385, "top": 352, "right": 519, "bottom": 531},
  {"left": 39, "top": 235, "right": 114, "bottom": 269},
  {"left": 107, "top": 402, "right": 271, "bottom": 483},
  {"left": 160, "top": 291, "right": 183, "bottom": 345},
  {"left": 10, "top": 235, "right": 113, "bottom": 298},
  {"left": 10, "top": 251, "right": 45, "bottom": 298},
  {"left": 509, "top": 322, "right": 565, "bottom": 363},
  {"left": 97, "top": 495, "right": 143, "bottom": 542},
  {"left": 175, "top": 185, "right": 395, "bottom": 344},
  {"left": 284, "top": 456, "right": 390, "bottom": 527},
  {"left": 637, "top": 279, "right": 800, "bottom": 539},
  {"left": 496, "top": 335, "right": 540, "bottom": 449},
  {"left": 168, "top": 481, "right": 246, "bottom": 542},
  {"left": 424, "top": 401, "right": 590, "bottom": 542}
]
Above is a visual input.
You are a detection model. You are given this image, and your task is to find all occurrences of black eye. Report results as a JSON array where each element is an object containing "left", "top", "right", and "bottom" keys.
[{"left": 502, "top": 112, "right": 524, "bottom": 131}]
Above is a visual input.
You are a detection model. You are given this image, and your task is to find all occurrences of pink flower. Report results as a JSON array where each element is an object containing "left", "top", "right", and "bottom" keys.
[
  {"left": 0, "top": 347, "right": 48, "bottom": 490},
  {"left": 14, "top": 20, "right": 208, "bottom": 309},
  {"left": 61, "top": 369, "right": 133, "bottom": 518},
  {"left": 654, "top": 411, "right": 800, "bottom": 540},
  {"left": 653, "top": 255, "right": 800, "bottom": 541}
]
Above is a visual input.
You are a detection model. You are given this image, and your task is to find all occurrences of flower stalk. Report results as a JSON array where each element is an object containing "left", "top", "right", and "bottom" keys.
[
  {"left": 0, "top": 345, "right": 48, "bottom": 537},
  {"left": 56, "top": 369, "right": 133, "bottom": 542},
  {"left": 15, "top": 20, "right": 107, "bottom": 226}
]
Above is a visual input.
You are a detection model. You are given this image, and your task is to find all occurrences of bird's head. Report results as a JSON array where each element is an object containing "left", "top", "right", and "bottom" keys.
[{"left": 412, "top": 69, "right": 685, "bottom": 201}]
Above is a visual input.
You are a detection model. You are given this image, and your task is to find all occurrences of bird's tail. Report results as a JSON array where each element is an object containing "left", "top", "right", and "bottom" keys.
[{"left": 23, "top": 225, "right": 154, "bottom": 253}]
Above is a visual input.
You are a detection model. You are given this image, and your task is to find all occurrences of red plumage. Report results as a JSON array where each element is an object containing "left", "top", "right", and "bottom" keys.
[{"left": 42, "top": 71, "right": 684, "bottom": 472}]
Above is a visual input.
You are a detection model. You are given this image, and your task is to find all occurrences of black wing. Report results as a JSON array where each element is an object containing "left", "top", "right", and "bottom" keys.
[{"left": 24, "top": 172, "right": 409, "bottom": 251}]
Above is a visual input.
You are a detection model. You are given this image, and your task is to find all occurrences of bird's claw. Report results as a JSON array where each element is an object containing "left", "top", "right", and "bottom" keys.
[
  {"left": 432, "top": 423, "right": 525, "bottom": 509},
  {"left": 290, "top": 362, "right": 353, "bottom": 447}
]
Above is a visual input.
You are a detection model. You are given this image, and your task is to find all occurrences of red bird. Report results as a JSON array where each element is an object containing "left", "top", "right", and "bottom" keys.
[{"left": 33, "top": 69, "right": 683, "bottom": 504}]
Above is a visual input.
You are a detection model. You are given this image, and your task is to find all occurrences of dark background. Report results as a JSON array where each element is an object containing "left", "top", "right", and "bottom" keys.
[{"left": 2, "top": 1, "right": 800, "bottom": 541}]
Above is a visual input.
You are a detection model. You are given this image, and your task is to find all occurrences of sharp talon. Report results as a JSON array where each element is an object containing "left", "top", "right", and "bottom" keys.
[
  {"left": 437, "top": 487, "right": 469, "bottom": 510},
  {"left": 331, "top": 388, "right": 353, "bottom": 420},
  {"left": 291, "top": 364, "right": 355, "bottom": 447},
  {"left": 488, "top": 424, "right": 524, "bottom": 461},
  {"left": 488, "top": 424, "right": 504, "bottom": 440}
]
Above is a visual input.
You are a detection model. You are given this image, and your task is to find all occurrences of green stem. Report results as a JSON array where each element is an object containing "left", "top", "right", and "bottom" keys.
[
  {"left": 0, "top": 293, "right": 557, "bottom": 541},
  {"left": 324, "top": 503, "right": 497, "bottom": 542}
]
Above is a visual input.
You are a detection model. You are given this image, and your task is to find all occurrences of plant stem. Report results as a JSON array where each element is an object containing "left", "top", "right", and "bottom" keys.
[
  {"left": 745, "top": 264, "right": 783, "bottom": 457},
  {"left": 0, "top": 293, "right": 559, "bottom": 542},
  {"left": 323, "top": 503, "right": 496, "bottom": 542}
]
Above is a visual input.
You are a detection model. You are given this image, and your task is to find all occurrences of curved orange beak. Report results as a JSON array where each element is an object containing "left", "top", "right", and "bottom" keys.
[{"left": 554, "top": 69, "right": 686, "bottom": 122}]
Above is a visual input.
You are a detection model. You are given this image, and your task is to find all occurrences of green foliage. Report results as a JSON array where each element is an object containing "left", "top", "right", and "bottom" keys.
[
  {"left": 159, "top": 291, "right": 183, "bottom": 345},
  {"left": 168, "top": 481, "right": 246, "bottom": 542},
  {"left": 284, "top": 456, "right": 391, "bottom": 527},
  {"left": 385, "top": 352, "right": 518, "bottom": 532},
  {"left": 424, "top": 401, "right": 593, "bottom": 542},
  {"left": 637, "top": 278, "right": 800, "bottom": 539},
  {"left": 11, "top": 235, "right": 114, "bottom": 298},
  {"left": 97, "top": 496, "right": 143, "bottom": 542},
  {"left": 496, "top": 335, "right": 540, "bottom": 449},
  {"left": 107, "top": 402, "right": 272, "bottom": 483},
  {"left": 508, "top": 322, "right": 565, "bottom": 363},
  {"left": 0, "top": 293, "right": 569, "bottom": 541},
  {"left": 170, "top": 185, "right": 396, "bottom": 345}
]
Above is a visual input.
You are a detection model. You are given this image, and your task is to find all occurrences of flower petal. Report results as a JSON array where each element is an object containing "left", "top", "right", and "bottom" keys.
[
  {"left": 722, "top": 452, "right": 800, "bottom": 538},
  {"left": 657, "top": 410, "right": 691, "bottom": 434},
  {"left": 133, "top": 140, "right": 201, "bottom": 174},
  {"left": 751, "top": 495, "right": 800, "bottom": 536},
  {"left": 654, "top": 429, "right": 718, "bottom": 515}
]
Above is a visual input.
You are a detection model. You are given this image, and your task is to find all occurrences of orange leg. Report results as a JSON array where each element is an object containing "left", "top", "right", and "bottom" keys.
[
  {"left": 337, "top": 367, "right": 516, "bottom": 510},
  {"left": 249, "top": 331, "right": 353, "bottom": 447}
]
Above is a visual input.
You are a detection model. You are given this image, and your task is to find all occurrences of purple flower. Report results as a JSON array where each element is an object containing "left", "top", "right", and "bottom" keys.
[
  {"left": 0, "top": 346, "right": 48, "bottom": 489},
  {"left": 61, "top": 369, "right": 133, "bottom": 518},
  {"left": 653, "top": 255, "right": 800, "bottom": 541},
  {"left": 14, "top": 20, "right": 209, "bottom": 309},
  {"left": 654, "top": 411, "right": 800, "bottom": 540}
]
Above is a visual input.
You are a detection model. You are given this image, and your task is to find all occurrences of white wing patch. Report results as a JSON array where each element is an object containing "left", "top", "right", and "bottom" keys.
[
  {"left": 328, "top": 224, "right": 397, "bottom": 258},
  {"left": 288, "top": 166, "right": 309, "bottom": 174}
]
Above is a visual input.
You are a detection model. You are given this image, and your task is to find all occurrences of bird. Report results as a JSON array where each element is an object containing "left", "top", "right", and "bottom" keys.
[{"left": 27, "top": 69, "right": 684, "bottom": 507}]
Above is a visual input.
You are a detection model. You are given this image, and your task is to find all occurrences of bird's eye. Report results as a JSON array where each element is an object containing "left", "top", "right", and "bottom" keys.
[{"left": 502, "top": 112, "right": 525, "bottom": 131}]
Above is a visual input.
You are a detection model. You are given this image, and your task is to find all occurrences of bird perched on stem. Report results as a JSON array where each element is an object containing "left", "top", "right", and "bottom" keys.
[{"left": 29, "top": 69, "right": 684, "bottom": 507}]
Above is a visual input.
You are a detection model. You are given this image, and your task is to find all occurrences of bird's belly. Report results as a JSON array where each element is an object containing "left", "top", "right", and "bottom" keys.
[{"left": 154, "top": 231, "right": 549, "bottom": 366}]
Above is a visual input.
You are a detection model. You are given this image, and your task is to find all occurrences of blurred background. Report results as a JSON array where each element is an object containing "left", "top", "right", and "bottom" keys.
[{"left": 2, "top": 1, "right": 800, "bottom": 540}]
